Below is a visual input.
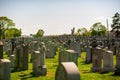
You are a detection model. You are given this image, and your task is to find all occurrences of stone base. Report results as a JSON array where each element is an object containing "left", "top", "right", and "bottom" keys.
[
  {"left": 102, "top": 67, "right": 114, "bottom": 73},
  {"left": 91, "top": 67, "right": 101, "bottom": 72},
  {"left": 114, "top": 69, "right": 120, "bottom": 75}
]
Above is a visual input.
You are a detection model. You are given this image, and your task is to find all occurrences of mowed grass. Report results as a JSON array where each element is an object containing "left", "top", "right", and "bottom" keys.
[{"left": 4, "top": 52, "right": 120, "bottom": 80}]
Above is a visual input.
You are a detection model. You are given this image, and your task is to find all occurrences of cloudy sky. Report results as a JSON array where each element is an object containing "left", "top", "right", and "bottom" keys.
[{"left": 0, "top": 0, "right": 120, "bottom": 35}]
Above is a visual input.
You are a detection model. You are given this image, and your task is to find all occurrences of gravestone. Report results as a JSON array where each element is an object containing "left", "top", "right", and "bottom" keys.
[
  {"left": 46, "top": 41, "right": 57, "bottom": 58},
  {"left": 85, "top": 46, "right": 92, "bottom": 64},
  {"left": 14, "top": 46, "right": 21, "bottom": 70},
  {"left": 114, "top": 46, "right": 120, "bottom": 75},
  {"left": 59, "top": 49, "right": 78, "bottom": 66},
  {"left": 30, "top": 41, "right": 39, "bottom": 62},
  {"left": 0, "top": 41, "right": 3, "bottom": 59},
  {"left": 0, "top": 59, "right": 11, "bottom": 80},
  {"left": 39, "top": 42, "right": 47, "bottom": 75},
  {"left": 14, "top": 44, "right": 28, "bottom": 70},
  {"left": 0, "top": 28, "right": 3, "bottom": 59},
  {"left": 55, "top": 62, "right": 80, "bottom": 80},
  {"left": 10, "top": 55, "right": 15, "bottom": 68},
  {"left": 91, "top": 47, "right": 102, "bottom": 72},
  {"left": 102, "top": 50, "right": 114, "bottom": 72},
  {"left": 68, "top": 41, "right": 81, "bottom": 57},
  {"left": 32, "top": 51, "right": 41, "bottom": 76}
]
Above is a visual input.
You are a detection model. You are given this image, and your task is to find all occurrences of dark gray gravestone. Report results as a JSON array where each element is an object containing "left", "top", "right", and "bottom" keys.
[
  {"left": 114, "top": 46, "right": 120, "bottom": 75},
  {"left": 0, "top": 28, "right": 3, "bottom": 59},
  {"left": 59, "top": 49, "right": 78, "bottom": 66},
  {"left": 102, "top": 50, "right": 114, "bottom": 72},
  {"left": 32, "top": 51, "right": 40, "bottom": 76},
  {"left": 39, "top": 42, "right": 47, "bottom": 75},
  {"left": 0, "top": 41, "right": 3, "bottom": 59},
  {"left": 0, "top": 59, "right": 11, "bottom": 80},
  {"left": 10, "top": 55, "right": 15, "bottom": 68},
  {"left": 14, "top": 46, "right": 21, "bottom": 69},
  {"left": 55, "top": 62, "right": 80, "bottom": 80},
  {"left": 91, "top": 47, "right": 102, "bottom": 72},
  {"left": 46, "top": 42, "right": 57, "bottom": 58},
  {"left": 85, "top": 46, "right": 92, "bottom": 64}
]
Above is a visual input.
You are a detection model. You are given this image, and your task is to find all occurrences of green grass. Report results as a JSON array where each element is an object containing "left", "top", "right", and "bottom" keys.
[{"left": 4, "top": 52, "right": 120, "bottom": 80}]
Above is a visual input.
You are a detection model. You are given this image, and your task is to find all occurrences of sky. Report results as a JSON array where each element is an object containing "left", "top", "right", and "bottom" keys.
[{"left": 0, "top": 0, "right": 120, "bottom": 35}]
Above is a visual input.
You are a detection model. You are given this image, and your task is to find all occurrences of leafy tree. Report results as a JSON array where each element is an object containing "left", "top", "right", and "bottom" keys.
[
  {"left": 90, "top": 22, "right": 107, "bottom": 36},
  {"left": 33, "top": 29, "right": 44, "bottom": 37},
  {"left": 0, "top": 16, "right": 15, "bottom": 29},
  {"left": 111, "top": 12, "right": 120, "bottom": 37},
  {"left": 4, "top": 28, "right": 22, "bottom": 39},
  {"left": 76, "top": 27, "right": 89, "bottom": 36}
]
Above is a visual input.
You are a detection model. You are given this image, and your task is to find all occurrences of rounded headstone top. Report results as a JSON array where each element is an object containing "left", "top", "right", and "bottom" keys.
[
  {"left": 106, "top": 50, "right": 113, "bottom": 54},
  {"left": 66, "top": 50, "right": 77, "bottom": 53},
  {"left": 96, "top": 46, "right": 101, "bottom": 50}
]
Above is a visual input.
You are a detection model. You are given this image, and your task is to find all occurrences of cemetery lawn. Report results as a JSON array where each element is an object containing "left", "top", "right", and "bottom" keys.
[{"left": 9, "top": 52, "right": 120, "bottom": 80}]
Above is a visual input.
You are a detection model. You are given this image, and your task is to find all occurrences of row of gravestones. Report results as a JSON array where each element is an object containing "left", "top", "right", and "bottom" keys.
[{"left": 85, "top": 44, "right": 120, "bottom": 75}]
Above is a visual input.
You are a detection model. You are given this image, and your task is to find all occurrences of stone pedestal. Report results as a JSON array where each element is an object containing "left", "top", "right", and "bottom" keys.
[
  {"left": 0, "top": 59, "right": 11, "bottom": 80},
  {"left": 55, "top": 62, "right": 80, "bottom": 80},
  {"left": 85, "top": 46, "right": 92, "bottom": 64},
  {"left": 59, "top": 49, "right": 78, "bottom": 66},
  {"left": 91, "top": 47, "right": 102, "bottom": 72},
  {"left": 102, "top": 50, "right": 114, "bottom": 72}
]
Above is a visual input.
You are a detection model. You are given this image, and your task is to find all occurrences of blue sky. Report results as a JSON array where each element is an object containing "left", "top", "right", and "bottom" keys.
[{"left": 0, "top": 0, "right": 120, "bottom": 35}]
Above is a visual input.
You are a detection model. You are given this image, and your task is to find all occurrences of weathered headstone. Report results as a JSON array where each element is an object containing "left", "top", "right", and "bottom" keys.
[
  {"left": 32, "top": 51, "right": 41, "bottom": 76},
  {"left": 0, "top": 27, "right": 3, "bottom": 59},
  {"left": 68, "top": 41, "right": 81, "bottom": 57},
  {"left": 39, "top": 42, "right": 47, "bottom": 75},
  {"left": 55, "top": 62, "right": 80, "bottom": 80},
  {"left": 102, "top": 50, "right": 114, "bottom": 72},
  {"left": 85, "top": 46, "right": 92, "bottom": 64},
  {"left": 91, "top": 47, "right": 102, "bottom": 72},
  {"left": 10, "top": 55, "right": 15, "bottom": 68},
  {"left": 46, "top": 41, "right": 57, "bottom": 58},
  {"left": 0, "top": 59, "right": 11, "bottom": 80},
  {"left": 59, "top": 49, "right": 78, "bottom": 66},
  {"left": 114, "top": 46, "right": 120, "bottom": 75}
]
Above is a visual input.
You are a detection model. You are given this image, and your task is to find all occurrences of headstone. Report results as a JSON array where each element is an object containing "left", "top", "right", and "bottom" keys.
[
  {"left": 0, "top": 41, "right": 3, "bottom": 59},
  {"left": 39, "top": 42, "right": 47, "bottom": 75},
  {"left": 0, "top": 59, "right": 11, "bottom": 80},
  {"left": 68, "top": 41, "right": 81, "bottom": 57},
  {"left": 55, "top": 62, "right": 80, "bottom": 80},
  {"left": 91, "top": 47, "right": 102, "bottom": 72},
  {"left": 30, "top": 41, "right": 39, "bottom": 62},
  {"left": 10, "top": 55, "right": 15, "bottom": 68},
  {"left": 85, "top": 46, "right": 92, "bottom": 64},
  {"left": 102, "top": 50, "right": 114, "bottom": 72},
  {"left": 59, "top": 49, "right": 78, "bottom": 66},
  {"left": 32, "top": 51, "right": 41, "bottom": 76},
  {"left": 114, "top": 46, "right": 120, "bottom": 75},
  {"left": 0, "top": 28, "right": 3, "bottom": 59},
  {"left": 46, "top": 42, "right": 57, "bottom": 58}
]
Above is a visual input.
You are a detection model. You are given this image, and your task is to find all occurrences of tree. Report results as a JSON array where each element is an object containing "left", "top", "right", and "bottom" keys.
[
  {"left": 76, "top": 27, "right": 89, "bottom": 36},
  {"left": 0, "top": 16, "right": 15, "bottom": 29},
  {"left": 90, "top": 22, "right": 107, "bottom": 36},
  {"left": 34, "top": 29, "right": 44, "bottom": 37},
  {"left": 111, "top": 12, "right": 120, "bottom": 37},
  {"left": 4, "top": 28, "right": 22, "bottom": 39},
  {"left": 0, "top": 16, "right": 16, "bottom": 39}
]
